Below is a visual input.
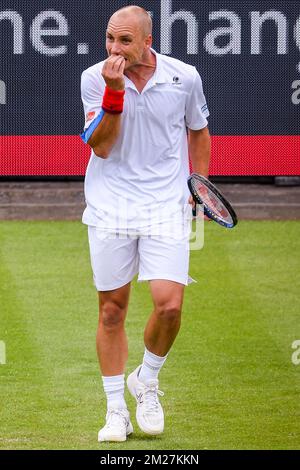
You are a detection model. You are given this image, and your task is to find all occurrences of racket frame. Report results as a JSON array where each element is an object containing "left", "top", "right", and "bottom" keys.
[{"left": 187, "top": 173, "right": 238, "bottom": 228}]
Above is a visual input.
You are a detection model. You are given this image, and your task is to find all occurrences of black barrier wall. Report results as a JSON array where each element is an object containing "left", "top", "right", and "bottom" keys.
[{"left": 0, "top": 0, "right": 299, "bottom": 175}]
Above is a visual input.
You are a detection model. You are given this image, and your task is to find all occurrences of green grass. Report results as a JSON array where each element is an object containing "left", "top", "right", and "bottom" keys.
[{"left": 0, "top": 220, "right": 300, "bottom": 450}]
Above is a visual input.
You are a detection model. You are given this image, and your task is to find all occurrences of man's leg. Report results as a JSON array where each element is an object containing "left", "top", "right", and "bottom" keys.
[
  {"left": 126, "top": 229, "right": 189, "bottom": 435},
  {"left": 96, "top": 284, "right": 134, "bottom": 442},
  {"left": 144, "top": 280, "right": 184, "bottom": 356},
  {"left": 87, "top": 226, "right": 139, "bottom": 442},
  {"left": 127, "top": 280, "right": 185, "bottom": 435},
  {"left": 138, "top": 233, "right": 188, "bottom": 357},
  {"left": 140, "top": 279, "right": 184, "bottom": 384},
  {"left": 97, "top": 282, "right": 131, "bottom": 376}
]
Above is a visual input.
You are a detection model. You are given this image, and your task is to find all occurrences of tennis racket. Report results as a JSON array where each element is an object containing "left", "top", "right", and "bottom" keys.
[{"left": 187, "top": 173, "right": 238, "bottom": 228}]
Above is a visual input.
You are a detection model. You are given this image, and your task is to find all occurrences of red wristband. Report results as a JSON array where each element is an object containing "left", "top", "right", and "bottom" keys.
[{"left": 102, "top": 86, "right": 125, "bottom": 114}]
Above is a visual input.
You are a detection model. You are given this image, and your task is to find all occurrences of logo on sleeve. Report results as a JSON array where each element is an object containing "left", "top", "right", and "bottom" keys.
[{"left": 86, "top": 111, "right": 96, "bottom": 122}]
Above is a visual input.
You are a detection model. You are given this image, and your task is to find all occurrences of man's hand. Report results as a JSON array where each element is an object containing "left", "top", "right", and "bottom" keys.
[
  {"left": 102, "top": 55, "right": 126, "bottom": 90},
  {"left": 188, "top": 195, "right": 211, "bottom": 221}
]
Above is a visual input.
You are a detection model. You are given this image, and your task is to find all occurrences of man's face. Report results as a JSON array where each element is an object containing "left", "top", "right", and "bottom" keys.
[{"left": 106, "top": 14, "right": 151, "bottom": 69}]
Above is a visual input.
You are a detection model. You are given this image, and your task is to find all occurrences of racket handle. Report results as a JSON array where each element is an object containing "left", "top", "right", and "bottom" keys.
[{"left": 192, "top": 203, "right": 206, "bottom": 218}]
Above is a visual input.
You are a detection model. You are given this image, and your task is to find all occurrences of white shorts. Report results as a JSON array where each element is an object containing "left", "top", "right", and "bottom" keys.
[{"left": 87, "top": 226, "right": 191, "bottom": 291}]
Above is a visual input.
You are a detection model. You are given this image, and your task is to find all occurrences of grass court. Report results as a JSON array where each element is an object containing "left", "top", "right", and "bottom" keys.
[{"left": 0, "top": 220, "right": 299, "bottom": 449}]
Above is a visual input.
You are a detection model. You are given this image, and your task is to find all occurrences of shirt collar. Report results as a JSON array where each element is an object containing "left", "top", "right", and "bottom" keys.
[
  {"left": 151, "top": 48, "right": 167, "bottom": 84},
  {"left": 124, "top": 48, "right": 167, "bottom": 90}
]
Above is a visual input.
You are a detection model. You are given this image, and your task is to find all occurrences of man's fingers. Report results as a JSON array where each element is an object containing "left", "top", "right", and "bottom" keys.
[
  {"left": 118, "top": 58, "right": 126, "bottom": 73},
  {"left": 105, "top": 55, "right": 125, "bottom": 71},
  {"left": 102, "top": 55, "right": 125, "bottom": 89},
  {"left": 102, "top": 56, "right": 117, "bottom": 73},
  {"left": 113, "top": 56, "right": 125, "bottom": 73},
  {"left": 188, "top": 195, "right": 195, "bottom": 207},
  {"left": 188, "top": 198, "right": 211, "bottom": 221}
]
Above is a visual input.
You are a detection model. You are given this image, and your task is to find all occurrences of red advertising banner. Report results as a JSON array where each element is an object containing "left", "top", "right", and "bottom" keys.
[{"left": 1, "top": 135, "right": 299, "bottom": 176}]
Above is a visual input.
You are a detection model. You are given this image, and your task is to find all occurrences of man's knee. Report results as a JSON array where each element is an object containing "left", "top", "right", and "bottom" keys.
[
  {"left": 155, "top": 303, "right": 182, "bottom": 324},
  {"left": 99, "top": 301, "right": 126, "bottom": 330}
]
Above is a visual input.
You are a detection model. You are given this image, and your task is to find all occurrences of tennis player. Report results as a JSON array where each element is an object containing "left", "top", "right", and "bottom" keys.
[{"left": 81, "top": 5, "right": 211, "bottom": 442}]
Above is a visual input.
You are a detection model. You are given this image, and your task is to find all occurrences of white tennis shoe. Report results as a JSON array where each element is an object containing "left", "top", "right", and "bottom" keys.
[
  {"left": 127, "top": 365, "right": 164, "bottom": 435},
  {"left": 98, "top": 408, "right": 133, "bottom": 442}
]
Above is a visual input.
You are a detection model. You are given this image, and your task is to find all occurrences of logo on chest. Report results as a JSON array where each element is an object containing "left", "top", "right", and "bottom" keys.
[{"left": 172, "top": 76, "right": 182, "bottom": 85}]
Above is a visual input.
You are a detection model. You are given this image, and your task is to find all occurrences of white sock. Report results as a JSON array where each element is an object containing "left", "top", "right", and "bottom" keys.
[
  {"left": 138, "top": 348, "right": 168, "bottom": 384},
  {"left": 102, "top": 374, "right": 127, "bottom": 410}
]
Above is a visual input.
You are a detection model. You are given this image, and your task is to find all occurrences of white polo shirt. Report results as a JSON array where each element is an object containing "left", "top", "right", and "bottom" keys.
[{"left": 81, "top": 49, "right": 209, "bottom": 231}]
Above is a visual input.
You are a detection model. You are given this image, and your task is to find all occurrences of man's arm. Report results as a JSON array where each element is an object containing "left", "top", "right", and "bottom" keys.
[
  {"left": 86, "top": 55, "right": 126, "bottom": 159},
  {"left": 188, "top": 126, "right": 211, "bottom": 177},
  {"left": 88, "top": 113, "right": 122, "bottom": 159}
]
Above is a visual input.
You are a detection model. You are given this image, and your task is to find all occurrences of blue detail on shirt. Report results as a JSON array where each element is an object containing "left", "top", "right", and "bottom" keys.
[{"left": 80, "top": 109, "right": 105, "bottom": 144}]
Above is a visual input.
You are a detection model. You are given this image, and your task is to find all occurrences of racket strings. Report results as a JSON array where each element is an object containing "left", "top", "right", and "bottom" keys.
[
  {"left": 195, "top": 183, "right": 231, "bottom": 222},
  {"left": 188, "top": 173, "right": 237, "bottom": 228}
]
